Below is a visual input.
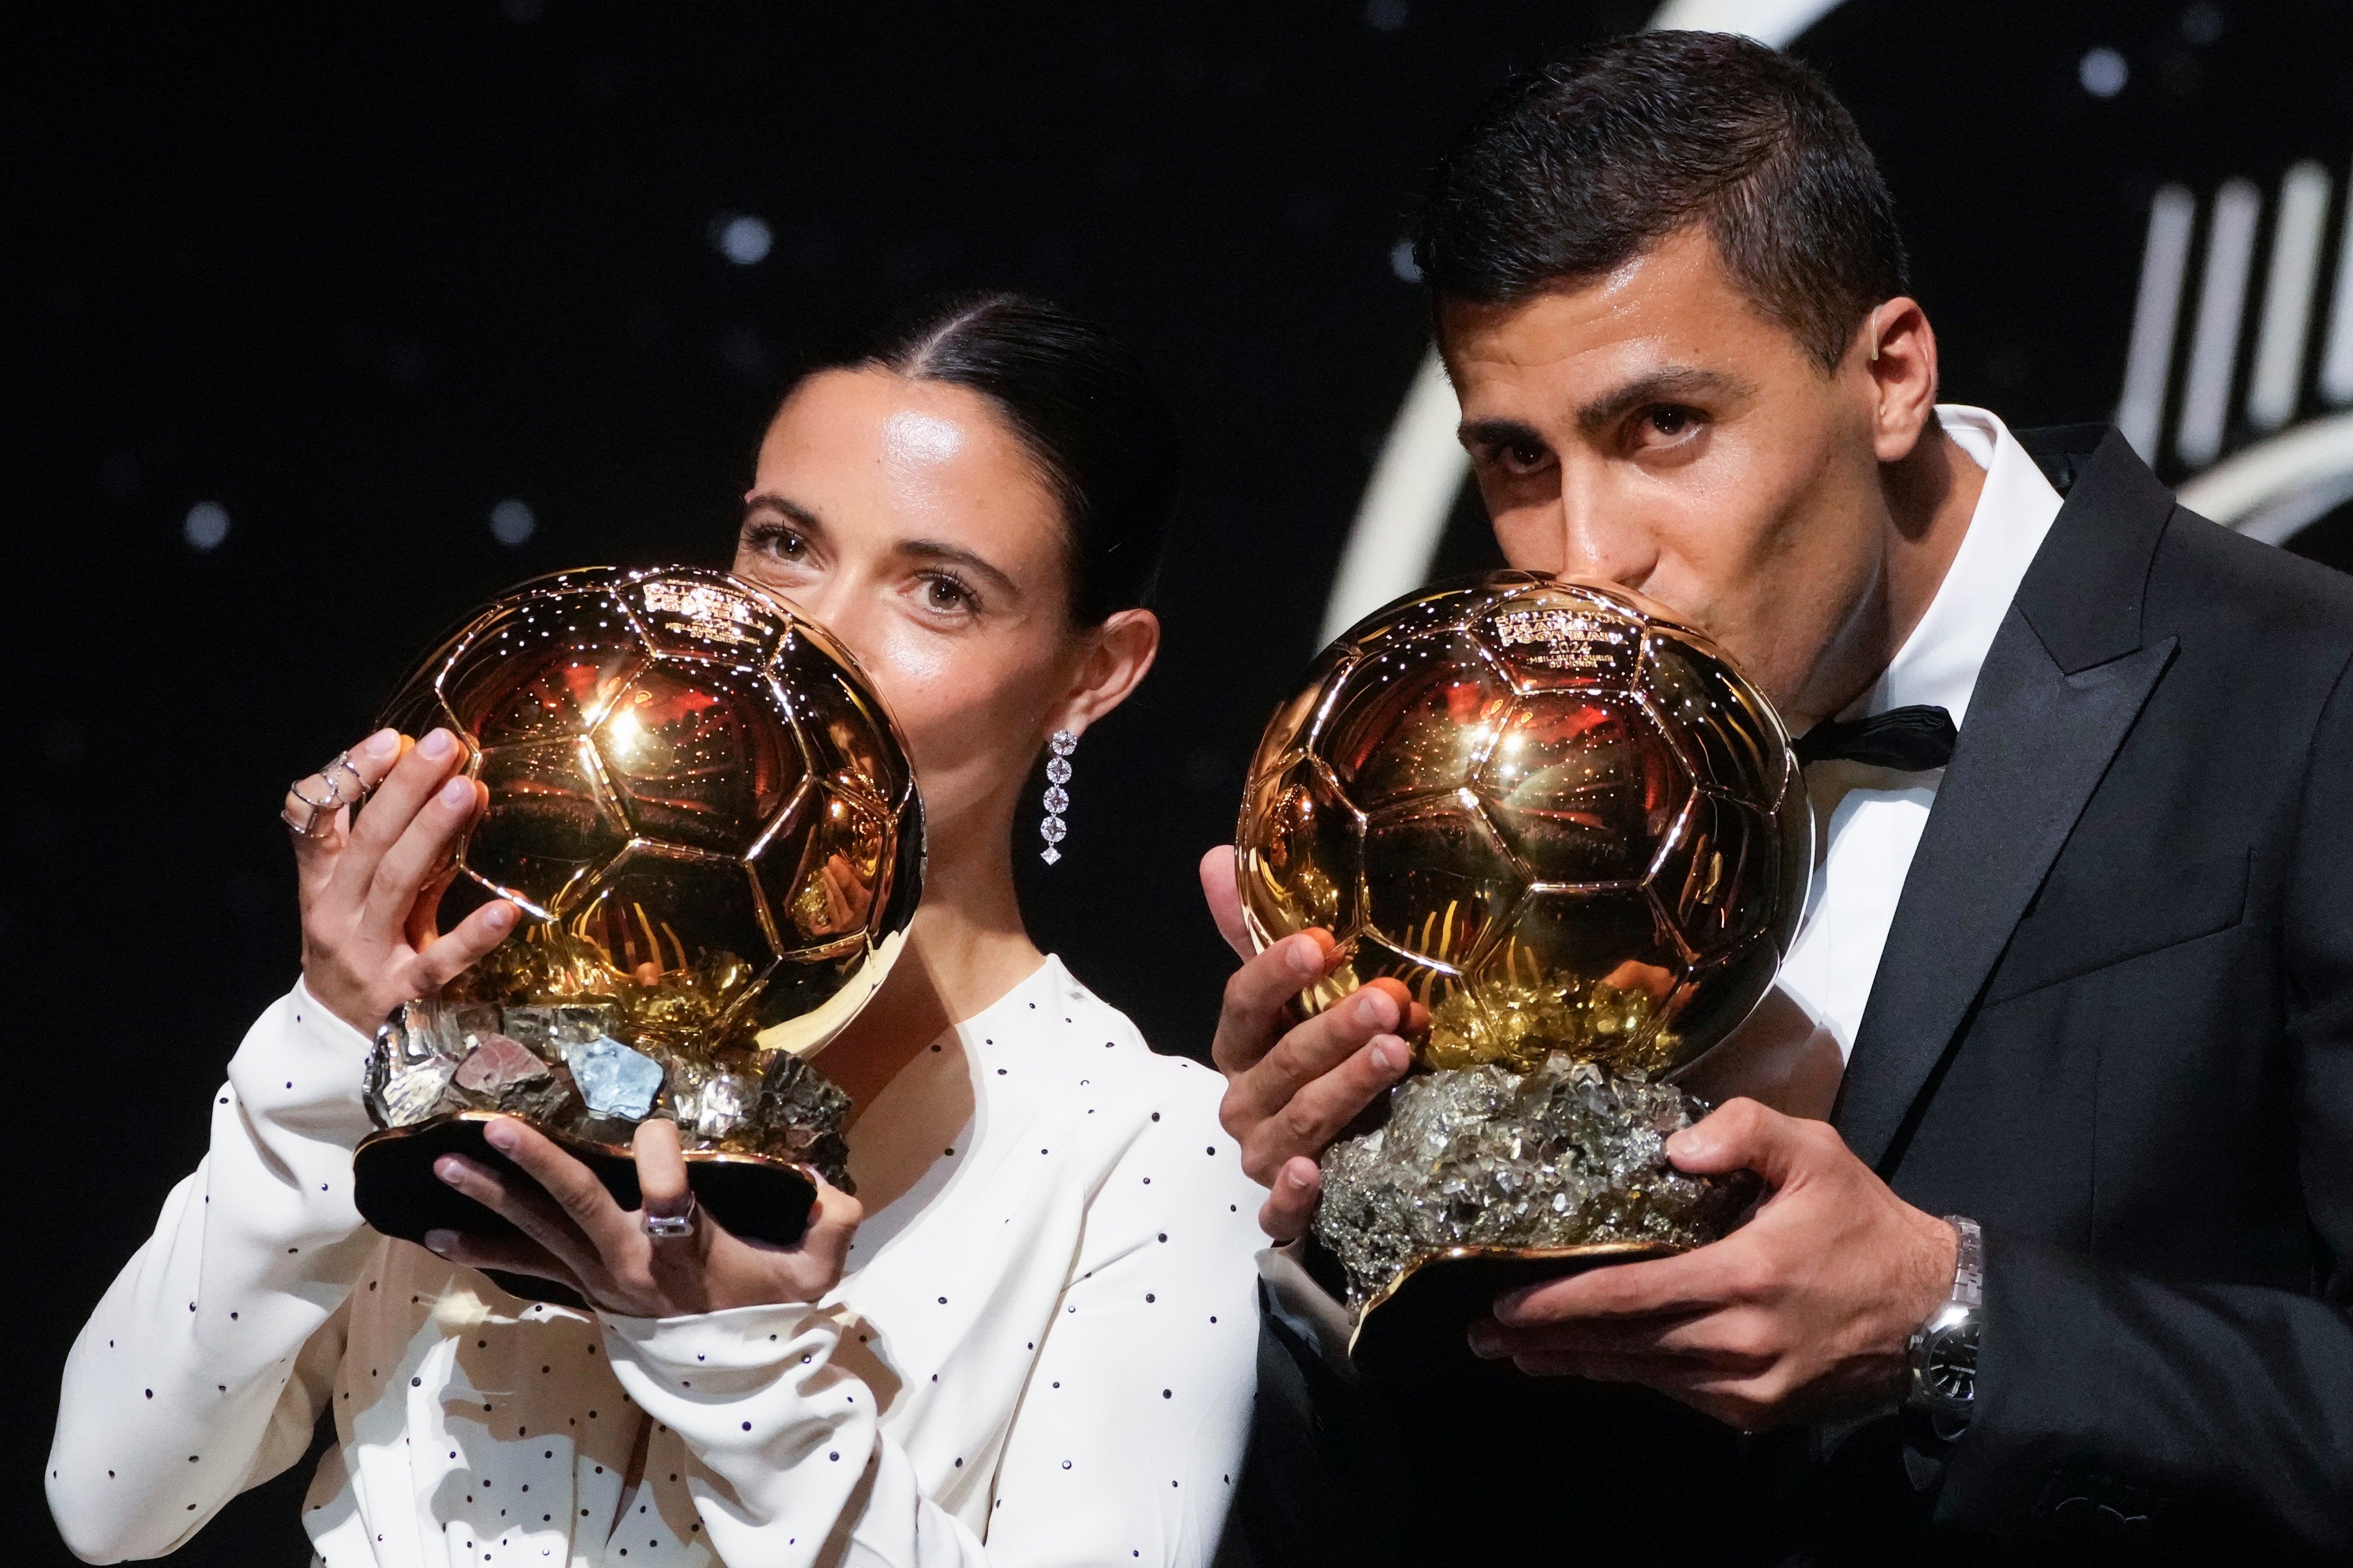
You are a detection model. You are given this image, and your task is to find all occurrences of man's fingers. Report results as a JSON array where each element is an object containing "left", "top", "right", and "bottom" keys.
[
  {"left": 1664, "top": 1097, "right": 1842, "bottom": 1191},
  {"left": 1494, "top": 1241, "right": 1747, "bottom": 1327},
  {"left": 422, "top": 1225, "right": 584, "bottom": 1290},
  {"left": 1224, "top": 980, "right": 1401, "bottom": 1127},
  {"left": 1257, "top": 1157, "right": 1321, "bottom": 1242},
  {"left": 431, "top": 1151, "right": 605, "bottom": 1283},
  {"left": 479, "top": 1118, "right": 640, "bottom": 1261},
  {"left": 1240, "top": 1031, "right": 1410, "bottom": 1185},
  {"left": 1209, "top": 929, "right": 1336, "bottom": 1077},
  {"left": 1199, "top": 846, "right": 1252, "bottom": 959}
]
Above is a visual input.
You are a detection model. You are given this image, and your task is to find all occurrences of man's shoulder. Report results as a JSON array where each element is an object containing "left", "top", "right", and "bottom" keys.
[
  {"left": 2015, "top": 421, "right": 2353, "bottom": 673},
  {"left": 2152, "top": 503, "right": 2353, "bottom": 670}
]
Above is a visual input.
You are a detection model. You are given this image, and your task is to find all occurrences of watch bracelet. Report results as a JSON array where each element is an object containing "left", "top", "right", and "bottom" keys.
[{"left": 1905, "top": 1215, "right": 1983, "bottom": 1417}]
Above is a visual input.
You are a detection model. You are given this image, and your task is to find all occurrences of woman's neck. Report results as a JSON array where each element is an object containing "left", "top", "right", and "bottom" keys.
[{"left": 814, "top": 813, "right": 1041, "bottom": 1117}]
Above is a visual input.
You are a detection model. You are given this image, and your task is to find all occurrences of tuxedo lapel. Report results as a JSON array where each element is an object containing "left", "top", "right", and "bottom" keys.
[{"left": 1834, "top": 427, "right": 2179, "bottom": 1171}]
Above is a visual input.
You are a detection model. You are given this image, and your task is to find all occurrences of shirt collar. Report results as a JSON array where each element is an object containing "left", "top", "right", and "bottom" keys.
[{"left": 1848, "top": 404, "right": 2064, "bottom": 728}]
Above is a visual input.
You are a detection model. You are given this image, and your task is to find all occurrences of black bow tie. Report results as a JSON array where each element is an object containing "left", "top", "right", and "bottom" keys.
[{"left": 1793, "top": 705, "right": 1957, "bottom": 772}]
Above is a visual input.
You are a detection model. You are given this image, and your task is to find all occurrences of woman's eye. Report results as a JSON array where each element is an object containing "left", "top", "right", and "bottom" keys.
[
  {"left": 923, "top": 575, "right": 974, "bottom": 612},
  {"left": 744, "top": 522, "right": 807, "bottom": 561}
]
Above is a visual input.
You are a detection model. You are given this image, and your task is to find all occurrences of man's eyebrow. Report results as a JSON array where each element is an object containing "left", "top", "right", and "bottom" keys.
[
  {"left": 900, "top": 539, "right": 1019, "bottom": 598},
  {"left": 1459, "top": 415, "right": 1547, "bottom": 452},
  {"left": 1572, "top": 366, "right": 1755, "bottom": 436}
]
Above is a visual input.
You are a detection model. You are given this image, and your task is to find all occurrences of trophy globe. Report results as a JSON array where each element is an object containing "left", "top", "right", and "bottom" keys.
[
  {"left": 1235, "top": 571, "right": 1809, "bottom": 1374},
  {"left": 353, "top": 566, "right": 923, "bottom": 1261}
]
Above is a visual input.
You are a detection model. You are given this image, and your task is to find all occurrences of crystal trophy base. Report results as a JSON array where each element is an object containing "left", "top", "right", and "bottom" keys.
[
  {"left": 1308, "top": 1055, "right": 1762, "bottom": 1380},
  {"left": 355, "top": 992, "right": 852, "bottom": 1273}
]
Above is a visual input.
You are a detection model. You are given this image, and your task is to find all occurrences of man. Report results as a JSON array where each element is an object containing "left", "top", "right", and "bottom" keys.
[{"left": 1207, "top": 31, "right": 2353, "bottom": 1564}]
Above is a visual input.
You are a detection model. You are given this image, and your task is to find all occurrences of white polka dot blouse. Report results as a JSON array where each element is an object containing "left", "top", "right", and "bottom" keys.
[{"left": 46, "top": 957, "right": 1268, "bottom": 1567}]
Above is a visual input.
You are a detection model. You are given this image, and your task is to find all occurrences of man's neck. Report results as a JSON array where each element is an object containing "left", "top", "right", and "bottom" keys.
[{"left": 1800, "top": 426, "right": 1986, "bottom": 727}]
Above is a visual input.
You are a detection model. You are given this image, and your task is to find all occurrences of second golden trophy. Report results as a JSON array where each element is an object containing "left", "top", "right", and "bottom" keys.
[{"left": 1235, "top": 571, "right": 1808, "bottom": 1375}]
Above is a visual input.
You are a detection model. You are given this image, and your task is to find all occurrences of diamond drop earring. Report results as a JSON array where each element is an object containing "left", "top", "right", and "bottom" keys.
[{"left": 1040, "top": 729, "right": 1076, "bottom": 864}]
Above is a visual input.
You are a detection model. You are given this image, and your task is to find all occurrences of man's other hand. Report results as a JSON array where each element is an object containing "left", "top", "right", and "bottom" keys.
[
  {"left": 1469, "top": 1097, "right": 1958, "bottom": 1430},
  {"left": 1201, "top": 845, "right": 1415, "bottom": 1242}
]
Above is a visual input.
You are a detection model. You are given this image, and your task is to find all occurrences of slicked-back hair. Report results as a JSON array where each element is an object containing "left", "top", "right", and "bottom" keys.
[
  {"left": 794, "top": 290, "right": 1177, "bottom": 626},
  {"left": 1416, "top": 31, "right": 1911, "bottom": 371}
]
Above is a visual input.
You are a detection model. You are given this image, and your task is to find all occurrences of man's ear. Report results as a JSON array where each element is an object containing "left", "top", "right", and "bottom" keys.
[
  {"left": 1862, "top": 297, "right": 1940, "bottom": 463},
  {"left": 1045, "top": 608, "right": 1161, "bottom": 739}
]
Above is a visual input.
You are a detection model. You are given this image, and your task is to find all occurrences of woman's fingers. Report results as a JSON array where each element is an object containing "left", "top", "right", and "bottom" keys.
[
  {"left": 325, "top": 728, "right": 466, "bottom": 913},
  {"left": 422, "top": 1225, "right": 585, "bottom": 1292},
  {"left": 432, "top": 1149, "right": 605, "bottom": 1285},
  {"left": 797, "top": 1182, "right": 863, "bottom": 1279},
  {"left": 632, "top": 1117, "right": 692, "bottom": 1219},
  {"left": 401, "top": 898, "right": 519, "bottom": 996},
  {"left": 482, "top": 1117, "right": 642, "bottom": 1264},
  {"left": 1198, "top": 846, "right": 1254, "bottom": 959},
  {"left": 286, "top": 729, "right": 403, "bottom": 879},
  {"left": 361, "top": 772, "right": 484, "bottom": 937}
]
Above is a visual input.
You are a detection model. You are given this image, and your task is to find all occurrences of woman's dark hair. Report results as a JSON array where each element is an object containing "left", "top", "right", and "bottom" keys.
[
  {"left": 1416, "top": 31, "right": 1910, "bottom": 371},
  {"left": 793, "top": 290, "right": 1178, "bottom": 626}
]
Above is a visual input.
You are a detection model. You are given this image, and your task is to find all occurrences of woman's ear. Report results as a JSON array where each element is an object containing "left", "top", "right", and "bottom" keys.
[{"left": 1049, "top": 608, "right": 1161, "bottom": 738}]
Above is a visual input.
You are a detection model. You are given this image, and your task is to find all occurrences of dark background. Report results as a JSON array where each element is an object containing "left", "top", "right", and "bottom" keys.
[{"left": 13, "top": 2, "right": 2352, "bottom": 1561}]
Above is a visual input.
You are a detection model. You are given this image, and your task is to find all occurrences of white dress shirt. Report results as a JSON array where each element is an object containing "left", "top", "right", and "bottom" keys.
[
  {"left": 1773, "top": 405, "right": 2064, "bottom": 1060},
  {"left": 47, "top": 957, "right": 1266, "bottom": 1567}
]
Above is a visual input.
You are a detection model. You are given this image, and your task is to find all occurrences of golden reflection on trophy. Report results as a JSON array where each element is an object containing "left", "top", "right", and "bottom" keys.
[
  {"left": 351, "top": 566, "right": 923, "bottom": 1258},
  {"left": 1235, "top": 571, "right": 1808, "bottom": 1373}
]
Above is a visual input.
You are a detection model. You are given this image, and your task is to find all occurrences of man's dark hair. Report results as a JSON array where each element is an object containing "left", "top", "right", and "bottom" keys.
[{"left": 1416, "top": 31, "right": 1910, "bottom": 370}]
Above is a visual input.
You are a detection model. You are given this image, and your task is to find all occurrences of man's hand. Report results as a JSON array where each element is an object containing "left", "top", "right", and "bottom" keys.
[
  {"left": 1468, "top": 1097, "right": 1957, "bottom": 1431},
  {"left": 1202, "top": 847, "right": 1414, "bottom": 1241}
]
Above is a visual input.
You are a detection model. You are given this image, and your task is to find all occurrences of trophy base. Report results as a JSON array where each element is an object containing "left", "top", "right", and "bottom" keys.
[
  {"left": 1309, "top": 1055, "right": 1764, "bottom": 1376},
  {"left": 353, "top": 1112, "right": 819, "bottom": 1260},
  {"left": 1335, "top": 1184, "right": 1759, "bottom": 1380}
]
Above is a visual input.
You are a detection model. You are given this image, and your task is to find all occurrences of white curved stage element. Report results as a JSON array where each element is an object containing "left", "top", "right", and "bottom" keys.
[{"left": 2177, "top": 410, "right": 2353, "bottom": 545}]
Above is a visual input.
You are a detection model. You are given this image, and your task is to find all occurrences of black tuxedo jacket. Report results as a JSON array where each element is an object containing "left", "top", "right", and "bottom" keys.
[{"left": 1222, "top": 426, "right": 2353, "bottom": 1565}]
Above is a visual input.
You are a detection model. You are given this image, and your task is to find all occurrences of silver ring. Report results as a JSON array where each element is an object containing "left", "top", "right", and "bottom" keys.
[
  {"left": 281, "top": 751, "right": 376, "bottom": 840},
  {"left": 642, "top": 1192, "right": 698, "bottom": 1239},
  {"left": 283, "top": 778, "right": 338, "bottom": 839}
]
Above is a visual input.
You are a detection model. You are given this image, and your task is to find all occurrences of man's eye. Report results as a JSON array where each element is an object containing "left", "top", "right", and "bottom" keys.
[
  {"left": 1646, "top": 407, "right": 1693, "bottom": 438},
  {"left": 1499, "top": 442, "right": 1550, "bottom": 473}
]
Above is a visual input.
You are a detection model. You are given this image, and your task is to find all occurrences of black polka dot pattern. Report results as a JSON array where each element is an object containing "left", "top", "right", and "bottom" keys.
[{"left": 53, "top": 961, "right": 1266, "bottom": 1567}]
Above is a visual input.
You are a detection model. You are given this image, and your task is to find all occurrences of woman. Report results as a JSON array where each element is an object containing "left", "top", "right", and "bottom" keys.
[{"left": 47, "top": 293, "right": 1267, "bottom": 1566}]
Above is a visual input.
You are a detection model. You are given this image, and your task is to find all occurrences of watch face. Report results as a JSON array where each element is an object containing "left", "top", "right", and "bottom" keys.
[{"left": 1924, "top": 1323, "right": 1979, "bottom": 1405}]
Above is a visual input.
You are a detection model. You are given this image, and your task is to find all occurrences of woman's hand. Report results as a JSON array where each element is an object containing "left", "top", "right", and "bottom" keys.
[
  {"left": 285, "top": 727, "right": 518, "bottom": 1037},
  {"left": 422, "top": 1116, "right": 862, "bottom": 1317}
]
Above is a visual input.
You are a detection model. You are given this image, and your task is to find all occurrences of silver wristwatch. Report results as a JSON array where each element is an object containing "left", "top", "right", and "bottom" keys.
[{"left": 1905, "top": 1215, "right": 1982, "bottom": 1426}]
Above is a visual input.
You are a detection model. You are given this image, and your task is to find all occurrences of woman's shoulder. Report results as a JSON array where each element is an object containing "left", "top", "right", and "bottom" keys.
[
  {"left": 981, "top": 956, "right": 1226, "bottom": 1127},
  {"left": 1010, "top": 958, "right": 1264, "bottom": 1228}
]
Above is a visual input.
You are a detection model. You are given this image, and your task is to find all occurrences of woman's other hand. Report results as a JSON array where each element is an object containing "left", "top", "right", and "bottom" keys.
[
  {"left": 286, "top": 727, "right": 518, "bottom": 1037},
  {"left": 422, "top": 1116, "right": 861, "bottom": 1316}
]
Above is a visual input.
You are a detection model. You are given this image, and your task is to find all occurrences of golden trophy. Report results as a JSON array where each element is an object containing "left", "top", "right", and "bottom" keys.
[
  {"left": 352, "top": 565, "right": 922, "bottom": 1260},
  {"left": 1235, "top": 572, "right": 1808, "bottom": 1375}
]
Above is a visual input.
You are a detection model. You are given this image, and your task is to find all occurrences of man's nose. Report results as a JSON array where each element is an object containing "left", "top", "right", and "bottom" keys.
[{"left": 1549, "top": 479, "right": 1655, "bottom": 591}]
